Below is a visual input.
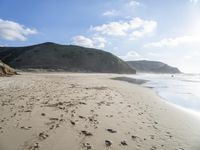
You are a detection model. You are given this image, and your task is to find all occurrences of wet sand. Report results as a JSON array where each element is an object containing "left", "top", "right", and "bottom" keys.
[{"left": 0, "top": 73, "right": 200, "bottom": 150}]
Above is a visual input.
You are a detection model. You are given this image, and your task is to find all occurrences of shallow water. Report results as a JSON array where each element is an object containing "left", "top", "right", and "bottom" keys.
[{"left": 127, "top": 73, "right": 200, "bottom": 114}]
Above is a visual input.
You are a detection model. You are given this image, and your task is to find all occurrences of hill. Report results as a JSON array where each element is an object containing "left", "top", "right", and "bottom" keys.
[
  {"left": 127, "top": 60, "right": 181, "bottom": 74},
  {"left": 0, "top": 60, "right": 17, "bottom": 76},
  {"left": 0, "top": 42, "right": 136, "bottom": 74}
]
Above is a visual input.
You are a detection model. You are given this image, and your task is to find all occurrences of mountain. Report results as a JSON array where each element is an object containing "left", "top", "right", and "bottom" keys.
[
  {"left": 0, "top": 42, "right": 136, "bottom": 74},
  {"left": 0, "top": 60, "right": 17, "bottom": 76},
  {"left": 127, "top": 60, "right": 181, "bottom": 74}
]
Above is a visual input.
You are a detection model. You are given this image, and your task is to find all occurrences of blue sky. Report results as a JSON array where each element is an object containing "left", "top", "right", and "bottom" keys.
[{"left": 0, "top": 0, "right": 200, "bottom": 73}]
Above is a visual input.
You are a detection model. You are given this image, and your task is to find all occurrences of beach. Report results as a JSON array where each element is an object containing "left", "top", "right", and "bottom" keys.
[{"left": 0, "top": 73, "right": 200, "bottom": 150}]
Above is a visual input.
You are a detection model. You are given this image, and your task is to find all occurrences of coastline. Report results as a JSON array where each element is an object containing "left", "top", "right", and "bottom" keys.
[
  {"left": 115, "top": 75, "right": 200, "bottom": 117},
  {"left": 125, "top": 73, "right": 200, "bottom": 116},
  {"left": 0, "top": 73, "right": 200, "bottom": 150}
]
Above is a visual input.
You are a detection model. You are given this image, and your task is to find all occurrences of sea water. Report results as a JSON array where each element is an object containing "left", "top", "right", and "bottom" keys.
[{"left": 127, "top": 73, "right": 200, "bottom": 115}]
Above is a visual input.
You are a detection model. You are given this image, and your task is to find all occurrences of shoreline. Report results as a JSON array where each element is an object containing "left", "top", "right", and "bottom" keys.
[
  {"left": 112, "top": 76, "right": 200, "bottom": 117},
  {"left": 0, "top": 73, "right": 200, "bottom": 150},
  {"left": 111, "top": 76, "right": 147, "bottom": 85}
]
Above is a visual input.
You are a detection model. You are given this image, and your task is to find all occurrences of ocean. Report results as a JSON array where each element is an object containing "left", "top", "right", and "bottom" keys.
[{"left": 127, "top": 73, "right": 200, "bottom": 115}]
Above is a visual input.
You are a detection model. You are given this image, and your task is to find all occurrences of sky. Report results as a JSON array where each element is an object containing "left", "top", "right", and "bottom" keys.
[{"left": 0, "top": 0, "right": 200, "bottom": 73}]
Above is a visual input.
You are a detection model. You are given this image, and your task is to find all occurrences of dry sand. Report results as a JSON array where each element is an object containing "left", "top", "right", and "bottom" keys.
[{"left": 0, "top": 73, "right": 200, "bottom": 150}]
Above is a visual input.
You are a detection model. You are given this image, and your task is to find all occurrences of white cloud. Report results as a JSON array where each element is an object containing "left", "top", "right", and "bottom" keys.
[
  {"left": 72, "top": 35, "right": 94, "bottom": 48},
  {"left": 92, "top": 36, "right": 106, "bottom": 49},
  {"left": 91, "top": 17, "right": 157, "bottom": 40},
  {"left": 119, "top": 51, "right": 144, "bottom": 61},
  {"left": 71, "top": 17, "right": 157, "bottom": 49},
  {"left": 0, "top": 19, "right": 37, "bottom": 41},
  {"left": 144, "top": 35, "right": 200, "bottom": 48},
  {"left": 190, "top": 0, "right": 199, "bottom": 3},
  {"left": 126, "top": 0, "right": 140, "bottom": 7},
  {"left": 102, "top": 10, "right": 119, "bottom": 17},
  {"left": 72, "top": 35, "right": 106, "bottom": 49},
  {"left": 91, "top": 22, "right": 128, "bottom": 36},
  {"left": 102, "top": 0, "right": 140, "bottom": 18}
]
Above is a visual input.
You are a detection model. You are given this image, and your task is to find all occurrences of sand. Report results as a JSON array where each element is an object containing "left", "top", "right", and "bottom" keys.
[{"left": 0, "top": 73, "right": 200, "bottom": 150}]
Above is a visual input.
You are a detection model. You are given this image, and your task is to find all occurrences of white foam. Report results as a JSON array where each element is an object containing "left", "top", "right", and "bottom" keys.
[{"left": 126, "top": 73, "right": 200, "bottom": 115}]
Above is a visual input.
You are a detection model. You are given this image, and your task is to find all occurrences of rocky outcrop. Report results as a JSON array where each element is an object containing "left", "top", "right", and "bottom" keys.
[
  {"left": 0, "top": 60, "right": 17, "bottom": 76},
  {"left": 127, "top": 60, "right": 181, "bottom": 74}
]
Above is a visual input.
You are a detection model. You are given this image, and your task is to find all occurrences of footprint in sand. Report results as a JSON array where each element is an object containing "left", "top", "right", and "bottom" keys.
[
  {"left": 82, "top": 142, "right": 92, "bottom": 150},
  {"left": 81, "top": 130, "right": 93, "bottom": 136},
  {"left": 106, "top": 128, "right": 117, "bottom": 133},
  {"left": 105, "top": 140, "right": 112, "bottom": 147},
  {"left": 121, "top": 141, "right": 128, "bottom": 146},
  {"left": 150, "top": 145, "right": 157, "bottom": 150},
  {"left": 131, "top": 135, "right": 138, "bottom": 140},
  {"left": 150, "top": 135, "right": 155, "bottom": 139},
  {"left": 20, "top": 126, "right": 32, "bottom": 130},
  {"left": 41, "top": 113, "right": 46, "bottom": 116},
  {"left": 38, "top": 132, "right": 49, "bottom": 140},
  {"left": 70, "top": 120, "right": 75, "bottom": 125},
  {"left": 29, "top": 142, "right": 39, "bottom": 150}
]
